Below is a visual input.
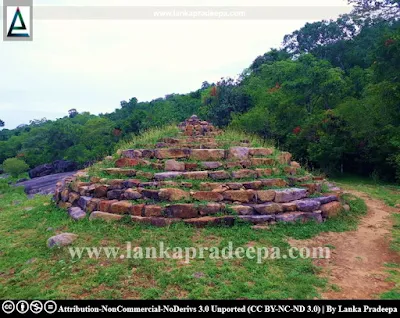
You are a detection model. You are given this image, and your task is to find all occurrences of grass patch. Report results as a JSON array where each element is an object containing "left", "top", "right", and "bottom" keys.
[
  {"left": 116, "top": 125, "right": 180, "bottom": 150},
  {"left": 215, "top": 129, "right": 274, "bottom": 149},
  {"left": 0, "top": 179, "right": 369, "bottom": 300},
  {"left": 333, "top": 174, "right": 400, "bottom": 207}
]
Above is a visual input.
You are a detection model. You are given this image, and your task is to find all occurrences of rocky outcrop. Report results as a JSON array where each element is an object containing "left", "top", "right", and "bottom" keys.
[{"left": 29, "top": 160, "right": 77, "bottom": 179}]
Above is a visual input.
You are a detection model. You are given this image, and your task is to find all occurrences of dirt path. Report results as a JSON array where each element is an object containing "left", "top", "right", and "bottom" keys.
[{"left": 289, "top": 190, "right": 400, "bottom": 299}]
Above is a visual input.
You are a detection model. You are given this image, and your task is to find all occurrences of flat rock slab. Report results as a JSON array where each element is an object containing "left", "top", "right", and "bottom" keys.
[{"left": 15, "top": 171, "right": 77, "bottom": 196}]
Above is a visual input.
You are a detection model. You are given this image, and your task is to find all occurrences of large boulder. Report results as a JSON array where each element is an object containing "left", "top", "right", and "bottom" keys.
[{"left": 29, "top": 160, "right": 77, "bottom": 178}]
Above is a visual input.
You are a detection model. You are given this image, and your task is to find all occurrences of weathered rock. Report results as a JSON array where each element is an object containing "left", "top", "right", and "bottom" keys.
[
  {"left": 159, "top": 188, "right": 190, "bottom": 201},
  {"left": 110, "top": 201, "right": 132, "bottom": 214},
  {"left": 107, "top": 189, "right": 124, "bottom": 200},
  {"left": 29, "top": 160, "right": 77, "bottom": 179},
  {"left": 121, "top": 149, "right": 142, "bottom": 159},
  {"left": 90, "top": 211, "right": 123, "bottom": 222},
  {"left": 274, "top": 188, "right": 307, "bottom": 203},
  {"left": 192, "top": 191, "right": 224, "bottom": 202},
  {"left": 249, "top": 148, "right": 274, "bottom": 156},
  {"left": 122, "top": 179, "right": 141, "bottom": 188},
  {"left": 184, "top": 216, "right": 235, "bottom": 228},
  {"left": 165, "top": 159, "right": 185, "bottom": 171},
  {"left": 142, "top": 149, "right": 155, "bottom": 159},
  {"left": 131, "top": 204, "right": 145, "bottom": 216},
  {"left": 190, "top": 149, "right": 225, "bottom": 161},
  {"left": 182, "top": 171, "right": 209, "bottom": 180},
  {"left": 165, "top": 204, "right": 198, "bottom": 219},
  {"left": 275, "top": 212, "right": 322, "bottom": 223},
  {"left": 94, "top": 185, "right": 109, "bottom": 198},
  {"left": 281, "top": 202, "right": 297, "bottom": 212},
  {"left": 68, "top": 207, "right": 86, "bottom": 220},
  {"left": 243, "top": 181, "right": 263, "bottom": 190},
  {"left": 198, "top": 203, "right": 224, "bottom": 215},
  {"left": 321, "top": 201, "right": 342, "bottom": 218},
  {"left": 231, "top": 169, "right": 257, "bottom": 179},
  {"left": 108, "top": 179, "right": 125, "bottom": 190},
  {"left": 141, "top": 189, "right": 160, "bottom": 200},
  {"left": 300, "top": 183, "right": 319, "bottom": 194},
  {"left": 115, "top": 158, "right": 142, "bottom": 168},
  {"left": 47, "top": 233, "right": 78, "bottom": 248},
  {"left": 226, "top": 183, "right": 243, "bottom": 190},
  {"left": 86, "top": 198, "right": 101, "bottom": 213},
  {"left": 252, "top": 203, "right": 283, "bottom": 214},
  {"left": 239, "top": 215, "right": 275, "bottom": 224},
  {"left": 77, "top": 196, "right": 92, "bottom": 210},
  {"left": 99, "top": 199, "right": 118, "bottom": 212},
  {"left": 290, "top": 161, "right": 301, "bottom": 168},
  {"left": 228, "top": 147, "right": 249, "bottom": 160},
  {"left": 184, "top": 163, "right": 199, "bottom": 171},
  {"left": 61, "top": 189, "right": 69, "bottom": 202},
  {"left": 230, "top": 205, "right": 254, "bottom": 215},
  {"left": 225, "top": 162, "right": 243, "bottom": 169},
  {"left": 144, "top": 205, "right": 164, "bottom": 217},
  {"left": 209, "top": 170, "right": 230, "bottom": 180},
  {"left": 149, "top": 217, "right": 181, "bottom": 227},
  {"left": 260, "top": 179, "right": 288, "bottom": 188},
  {"left": 68, "top": 192, "right": 80, "bottom": 204},
  {"left": 223, "top": 190, "right": 255, "bottom": 203},
  {"left": 123, "top": 189, "right": 142, "bottom": 200},
  {"left": 201, "top": 162, "right": 223, "bottom": 170},
  {"left": 250, "top": 158, "right": 276, "bottom": 166},
  {"left": 256, "top": 190, "right": 276, "bottom": 202},
  {"left": 155, "top": 148, "right": 190, "bottom": 159},
  {"left": 295, "top": 199, "right": 321, "bottom": 212},
  {"left": 154, "top": 171, "right": 183, "bottom": 181},
  {"left": 314, "top": 195, "right": 338, "bottom": 205}
]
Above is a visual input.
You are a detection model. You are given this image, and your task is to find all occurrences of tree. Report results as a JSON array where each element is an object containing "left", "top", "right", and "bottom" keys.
[
  {"left": 2, "top": 158, "right": 29, "bottom": 177},
  {"left": 348, "top": 0, "right": 400, "bottom": 20},
  {"left": 68, "top": 109, "right": 78, "bottom": 118}
]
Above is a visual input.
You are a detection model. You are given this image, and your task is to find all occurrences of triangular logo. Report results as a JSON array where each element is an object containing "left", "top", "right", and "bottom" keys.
[{"left": 7, "top": 7, "right": 29, "bottom": 37}]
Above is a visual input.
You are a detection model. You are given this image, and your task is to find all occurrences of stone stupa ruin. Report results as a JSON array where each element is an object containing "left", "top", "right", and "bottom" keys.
[{"left": 54, "top": 116, "right": 344, "bottom": 227}]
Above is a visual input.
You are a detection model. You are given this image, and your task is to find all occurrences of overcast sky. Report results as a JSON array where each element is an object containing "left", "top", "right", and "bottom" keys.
[{"left": 0, "top": 0, "right": 352, "bottom": 129}]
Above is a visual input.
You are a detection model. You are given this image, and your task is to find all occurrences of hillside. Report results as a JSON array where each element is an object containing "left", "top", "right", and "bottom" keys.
[
  {"left": 54, "top": 116, "right": 344, "bottom": 227},
  {"left": 1, "top": 16, "right": 399, "bottom": 183}
]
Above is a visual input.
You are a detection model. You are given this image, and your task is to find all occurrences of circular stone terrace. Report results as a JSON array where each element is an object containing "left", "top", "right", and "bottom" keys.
[{"left": 54, "top": 116, "right": 344, "bottom": 227}]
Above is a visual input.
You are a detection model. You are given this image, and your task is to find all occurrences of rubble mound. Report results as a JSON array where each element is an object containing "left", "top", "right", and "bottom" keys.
[{"left": 54, "top": 116, "right": 344, "bottom": 227}]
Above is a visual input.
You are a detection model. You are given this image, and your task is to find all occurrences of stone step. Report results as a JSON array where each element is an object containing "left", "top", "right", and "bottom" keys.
[
  {"left": 120, "top": 147, "right": 276, "bottom": 161},
  {"left": 58, "top": 185, "right": 337, "bottom": 215},
  {"left": 101, "top": 167, "right": 304, "bottom": 181},
  {"left": 89, "top": 211, "right": 323, "bottom": 227},
  {"left": 113, "top": 159, "right": 293, "bottom": 174}
]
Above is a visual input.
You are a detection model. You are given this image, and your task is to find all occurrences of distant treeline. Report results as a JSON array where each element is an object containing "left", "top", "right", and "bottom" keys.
[{"left": 1, "top": 1, "right": 399, "bottom": 181}]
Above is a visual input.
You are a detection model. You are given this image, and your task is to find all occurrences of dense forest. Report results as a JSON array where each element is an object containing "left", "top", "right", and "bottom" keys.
[{"left": 1, "top": 0, "right": 399, "bottom": 181}]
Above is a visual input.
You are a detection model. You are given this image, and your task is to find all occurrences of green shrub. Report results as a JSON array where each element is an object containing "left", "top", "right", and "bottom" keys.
[{"left": 2, "top": 158, "right": 29, "bottom": 177}]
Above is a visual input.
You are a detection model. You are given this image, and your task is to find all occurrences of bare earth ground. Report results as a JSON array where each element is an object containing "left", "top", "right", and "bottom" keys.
[{"left": 289, "top": 190, "right": 400, "bottom": 299}]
